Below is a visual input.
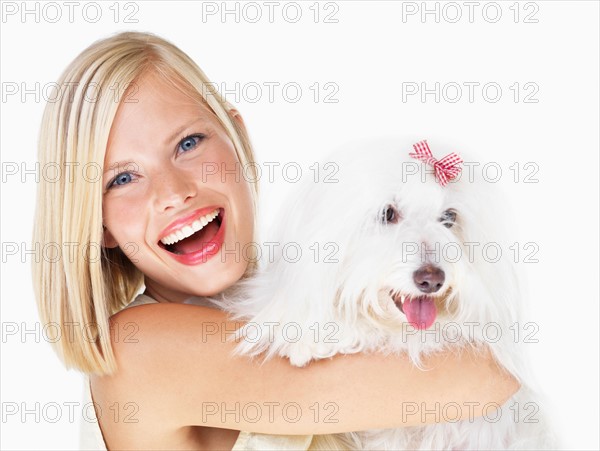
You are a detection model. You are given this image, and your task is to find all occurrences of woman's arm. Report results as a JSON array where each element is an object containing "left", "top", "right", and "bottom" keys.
[{"left": 91, "top": 303, "right": 519, "bottom": 436}]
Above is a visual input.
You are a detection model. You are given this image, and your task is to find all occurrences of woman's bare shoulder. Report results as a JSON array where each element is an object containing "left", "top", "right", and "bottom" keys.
[{"left": 90, "top": 304, "right": 233, "bottom": 448}]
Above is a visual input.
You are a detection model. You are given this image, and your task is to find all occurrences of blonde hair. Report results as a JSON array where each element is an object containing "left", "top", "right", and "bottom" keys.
[{"left": 32, "top": 31, "right": 260, "bottom": 375}]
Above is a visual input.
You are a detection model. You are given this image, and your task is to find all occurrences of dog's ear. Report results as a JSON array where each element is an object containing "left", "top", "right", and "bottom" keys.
[
  {"left": 461, "top": 188, "right": 522, "bottom": 315},
  {"left": 455, "top": 174, "right": 531, "bottom": 380}
]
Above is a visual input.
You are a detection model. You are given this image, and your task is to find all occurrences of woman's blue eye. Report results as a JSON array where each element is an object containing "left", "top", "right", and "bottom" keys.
[
  {"left": 111, "top": 172, "right": 133, "bottom": 187},
  {"left": 178, "top": 135, "right": 203, "bottom": 153}
]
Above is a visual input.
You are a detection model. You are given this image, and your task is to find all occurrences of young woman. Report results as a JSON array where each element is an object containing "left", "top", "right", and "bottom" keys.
[{"left": 33, "top": 31, "right": 520, "bottom": 450}]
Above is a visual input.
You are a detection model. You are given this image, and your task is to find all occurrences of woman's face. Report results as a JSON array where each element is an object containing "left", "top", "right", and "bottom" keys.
[{"left": 102, "top": 71, "right": 255, "bottom": 303}]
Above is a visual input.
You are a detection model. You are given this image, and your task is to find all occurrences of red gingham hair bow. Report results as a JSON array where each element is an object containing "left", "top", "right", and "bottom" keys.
[{"left": 409, "top": 140, "right": 463, "bottom": 187}]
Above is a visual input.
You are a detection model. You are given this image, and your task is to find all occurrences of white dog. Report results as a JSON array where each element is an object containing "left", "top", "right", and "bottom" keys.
[{"left": 214, "top": 138, "right": 557, "bottom": 450}]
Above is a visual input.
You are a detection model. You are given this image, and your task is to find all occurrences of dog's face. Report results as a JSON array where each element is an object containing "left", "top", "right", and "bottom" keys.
[
  {"left": 278, "top": 139, "right": 506, "bottom": 333},
  {"left": 331, "top": 144, "right": 468, "bottom": 331},
  {"left": 372, "top": 171, "right": 463, "bottom": 330}
]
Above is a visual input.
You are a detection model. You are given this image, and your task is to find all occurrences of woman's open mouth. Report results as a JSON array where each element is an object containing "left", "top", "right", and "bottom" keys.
[{"left": 158, "top": 207, "right": 225, "bottom": 265}]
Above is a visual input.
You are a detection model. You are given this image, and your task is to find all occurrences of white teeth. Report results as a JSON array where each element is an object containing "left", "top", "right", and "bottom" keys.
[
  {"left": 160, "top": 209, "right": 220, "bottom": 246},
  {"left": 400, "top": 295, "right": 406, "bottom": 304}
]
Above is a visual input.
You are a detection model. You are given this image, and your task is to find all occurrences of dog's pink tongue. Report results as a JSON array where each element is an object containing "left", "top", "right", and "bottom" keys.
[{"left": 404, "top": 296, "right": 437, "bottom": 330}]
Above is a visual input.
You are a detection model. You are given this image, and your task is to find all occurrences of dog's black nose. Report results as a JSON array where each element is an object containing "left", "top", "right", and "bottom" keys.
[{"left": 413, "top": 265, "right": 445, "bottom": 293}]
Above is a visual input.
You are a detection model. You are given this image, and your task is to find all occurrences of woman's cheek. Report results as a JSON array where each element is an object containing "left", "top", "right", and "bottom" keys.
[{"left": 103, "top": 189, "right": 149, "bottom": 246}]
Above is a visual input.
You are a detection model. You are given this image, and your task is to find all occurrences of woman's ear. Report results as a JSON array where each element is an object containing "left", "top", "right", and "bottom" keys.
[
  {"left": 102, "top": 226, "right": 119, "bottom": 249},
  {"left": 228, "top": 108, "right": 247, "bottom": 134}
]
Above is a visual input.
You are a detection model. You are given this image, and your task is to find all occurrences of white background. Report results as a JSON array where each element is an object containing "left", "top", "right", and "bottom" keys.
[{"left": 1, "top": 1, "right": 598, "bottom": 449}]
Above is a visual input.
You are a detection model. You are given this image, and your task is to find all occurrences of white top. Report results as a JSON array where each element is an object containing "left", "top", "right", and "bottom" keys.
[{"left": 79, "top": 294, "right": 314, "bottom": 450}]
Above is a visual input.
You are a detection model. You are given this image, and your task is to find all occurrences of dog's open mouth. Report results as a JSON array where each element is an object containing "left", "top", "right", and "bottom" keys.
[{"left": 389, "top": 290, "right": 447, "bottom": 330}]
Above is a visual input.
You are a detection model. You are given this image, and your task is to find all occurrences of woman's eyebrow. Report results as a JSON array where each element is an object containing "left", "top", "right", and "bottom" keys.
[
  {"left": 164, "top": 117, "right": 208, "bottom": 146},
  {"left": 103, "top": 161, "right": 136, "bottom": 176}
]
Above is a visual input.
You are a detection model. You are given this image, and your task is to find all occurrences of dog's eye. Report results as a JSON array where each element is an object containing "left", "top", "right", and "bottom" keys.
[
  {"left": 381, "top": 205, "right": 399, "bottom": 224},
  {"left": 440, "top": 209, "right": 457, "bottom": 228}
]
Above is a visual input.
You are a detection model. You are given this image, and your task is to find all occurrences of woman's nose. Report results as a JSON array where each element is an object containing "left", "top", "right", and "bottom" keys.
[{"left": 153, "top": 168, "right": 197, "bottom": 212}]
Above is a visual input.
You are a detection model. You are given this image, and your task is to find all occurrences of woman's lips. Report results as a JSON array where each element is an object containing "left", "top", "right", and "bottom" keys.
[{"left": 162, "top": 208, "right": 226, "bottom": 265}]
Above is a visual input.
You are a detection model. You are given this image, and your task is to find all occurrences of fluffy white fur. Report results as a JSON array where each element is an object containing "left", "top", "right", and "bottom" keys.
[{"left": 213, "top": 138, "right": 557, "bottom": 450}]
